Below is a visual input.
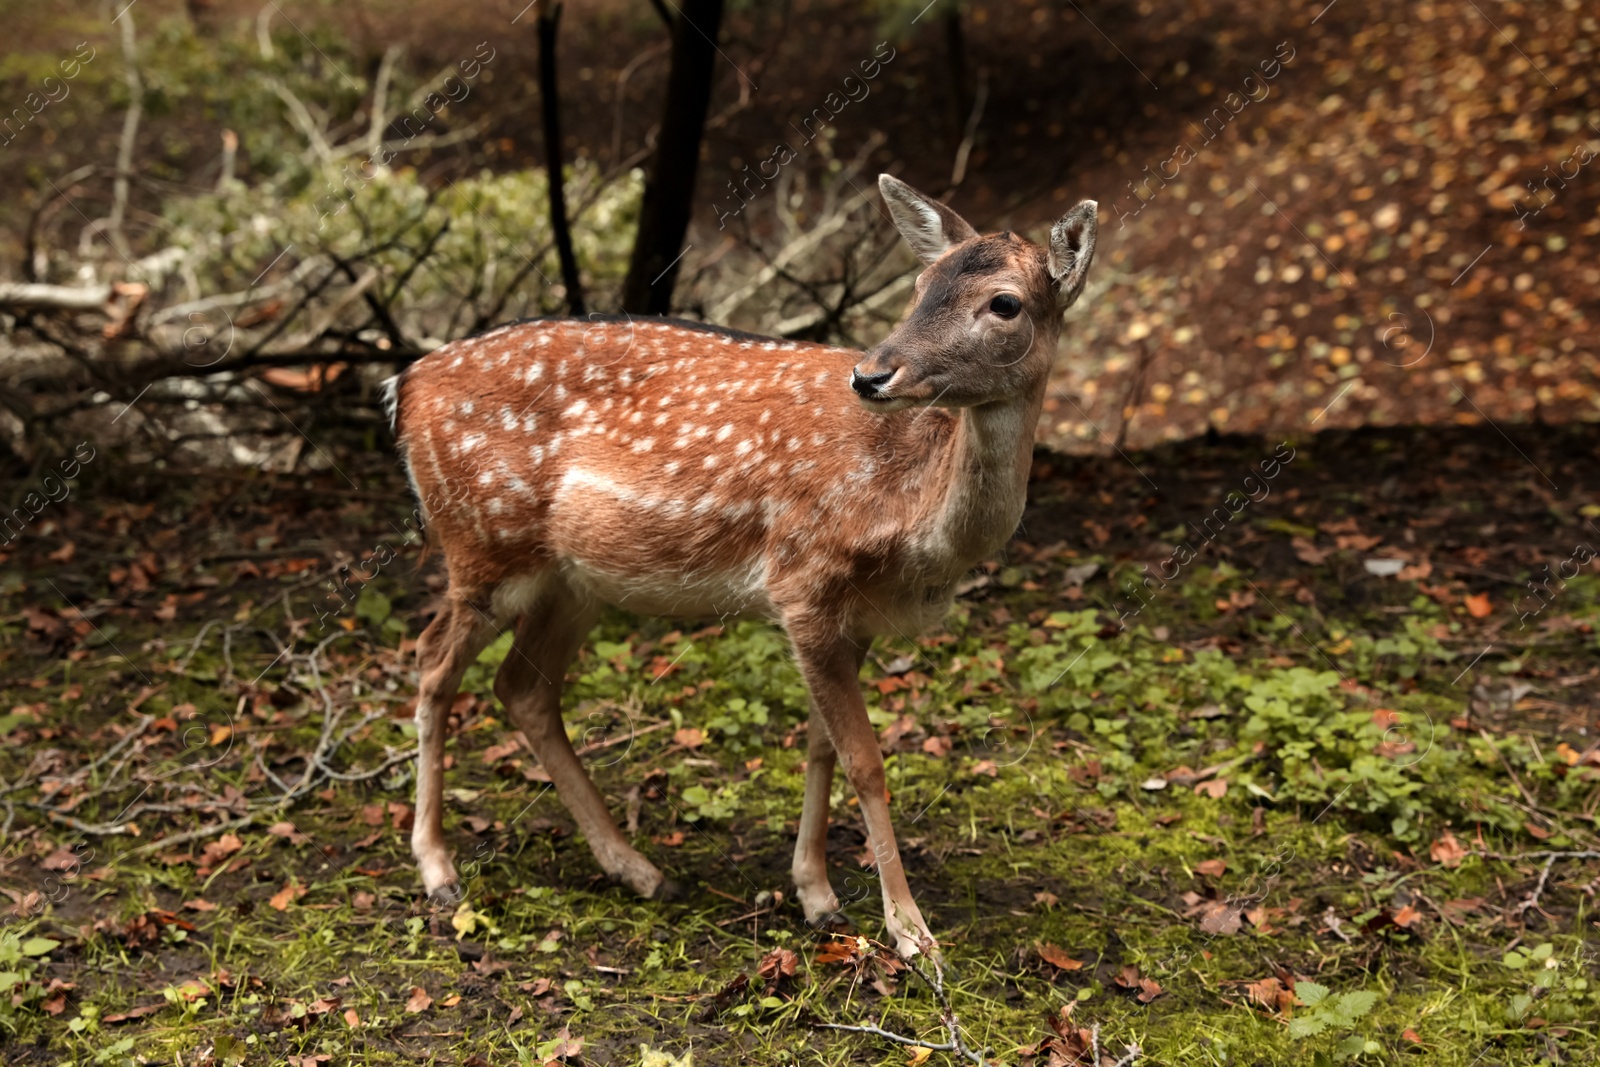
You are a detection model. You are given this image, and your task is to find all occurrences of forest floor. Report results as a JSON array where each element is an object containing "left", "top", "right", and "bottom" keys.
[{"left": 2, "top": 422, "right": 1599, "bottom": 1065}]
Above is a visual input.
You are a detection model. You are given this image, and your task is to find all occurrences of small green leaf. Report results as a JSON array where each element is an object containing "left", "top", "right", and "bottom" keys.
[
  {"left": 1329, "top": 990, "right": 1378, "bottom": 1025},
  {"left": 1295, "top": 981, "right": 1330, "bottom": 1006},
  {"left": 20, "top": 937, "right": 60, "bottom": 958}
]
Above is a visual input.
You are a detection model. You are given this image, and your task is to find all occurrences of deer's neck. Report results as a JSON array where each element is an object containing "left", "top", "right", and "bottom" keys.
[{"left": 915, "top": 379, "right": 1046, "bottom": 572}]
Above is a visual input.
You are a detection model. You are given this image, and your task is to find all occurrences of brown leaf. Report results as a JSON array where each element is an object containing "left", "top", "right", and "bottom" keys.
[
  {"left": 405, "top": 986, "right": 433, "bottom": 1013},
  {"left": 481, "top": 739, "right": 522, "bottom": 763},
  {"left": 1195, "top": 859, "right": 1227, "bottom": 877},
  {"left": 673, "top": 727, "right": 705, "bottom": 749},
  {"left": 544, "top": 1026, "right": 584, "bottom": 1061},
  {"left": 1464, "top": 592, "right": 1492, "bottom": 618},
  {"left": 652, "top": 831, "right": 684, "bottom": 847},
  {"left": 267, "top": 821, "right": 310, "bottom": 846},
  {"left": 1392, "top": 904, "right": 1423, "bottom": 928},
  {"left": 1037, "top": 943, "right": 1084, "bottom": 971},
  {"left": 40, "top": 847, "right": 82, "bottom": 872},
  {"left": 199, "top": 833, "right": 244, "bottom": 866},
  {"left": 1292, "top": 537, "right": 1330, "bottom": 564},
  {"left": 182, "top": 898, "right": 218, "bottom": 912},
  {"left": 817, "top": 936, "right": 862, "bottom": 965},
  {"left": 1197, "top": 901, "right": 1244, "bottom": 936},
  {"left": 1430, "top": 831, "right": 1466, "bottom": 869},
  {"left": 269, "top": 881, "right": 306, "bottom": 911},
  {"left": 921, "top": 735, "right": 952, "bottom": 758},
  {"left": 1245, "top": 975, "right": 1295, "bottom": 1018},
  {"left": 757, "top": 947, "right": 799, "bottom": 985},
  {"left": 1194, "top": 778, "right": 1228, "bottom": 799},
  {"left": 104, "top": 1002, "right": 165, "bottom": 1024}
]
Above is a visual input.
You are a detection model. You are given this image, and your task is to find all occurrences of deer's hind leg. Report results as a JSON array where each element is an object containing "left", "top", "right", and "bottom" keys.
[
  {"left": 413, "top": 594, "right": 501, "bottom": 900},
  {"left": 493, "top": 579, "right": 673, "bottom": 900}
]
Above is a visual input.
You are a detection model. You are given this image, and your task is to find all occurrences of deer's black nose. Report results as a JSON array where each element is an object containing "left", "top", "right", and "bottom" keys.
[{"left": 850, "top": 367, "right": 896, "bottom": 398}]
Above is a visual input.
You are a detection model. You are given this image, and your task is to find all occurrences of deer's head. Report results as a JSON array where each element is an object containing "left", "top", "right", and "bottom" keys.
[{"left": 851, "top": 175, "right": 1097, "bottom": 411}]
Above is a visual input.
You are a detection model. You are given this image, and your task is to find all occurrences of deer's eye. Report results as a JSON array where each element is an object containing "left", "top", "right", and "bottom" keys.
[{"left": 989, "top": 294, "right": 1022, "bottom": 319}]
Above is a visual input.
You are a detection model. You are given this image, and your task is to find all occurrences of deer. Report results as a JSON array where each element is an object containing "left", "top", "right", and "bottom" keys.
[{"left": 386, "top": 175, "right": 1098, "bottom": 959}]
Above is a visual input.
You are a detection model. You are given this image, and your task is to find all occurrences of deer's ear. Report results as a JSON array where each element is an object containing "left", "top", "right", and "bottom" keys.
[
  {"left": 879, "top": 174, "right": 979, "bottom": 265},
  {"left": 1048, "top": 200, "right": 1098, "bottom": 310}
]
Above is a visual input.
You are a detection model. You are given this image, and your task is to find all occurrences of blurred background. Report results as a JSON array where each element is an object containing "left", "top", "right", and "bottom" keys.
[{"left": 2, "top": 0, "right": 1595, "bottom": 465}]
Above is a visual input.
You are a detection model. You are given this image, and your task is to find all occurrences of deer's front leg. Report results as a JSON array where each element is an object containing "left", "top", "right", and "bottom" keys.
[
  {"left": 792, "top": 632, "right": 935, "bottom": 960},
  {"left": 793, "top": 712, "right": 843, "bottom": 925}
]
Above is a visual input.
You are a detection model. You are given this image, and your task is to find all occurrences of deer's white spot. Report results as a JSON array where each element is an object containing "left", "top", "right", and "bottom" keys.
[
  {"left": 462, "top": 433, "right": 486, "bottom": 453},
  {"left": 631, "top": 437, "right": 656, "bottom": 453},
  {"left": 715, "top": 424, "right": 734, "bottom": 442},
  {"left": 735, "top": 439, "right": 755, "bottom": 457}
]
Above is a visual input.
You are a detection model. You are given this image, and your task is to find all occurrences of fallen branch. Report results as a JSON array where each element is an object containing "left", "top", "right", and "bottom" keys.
[{"left": 1477, "top": 849, "right": 1600, "bottom": 916}]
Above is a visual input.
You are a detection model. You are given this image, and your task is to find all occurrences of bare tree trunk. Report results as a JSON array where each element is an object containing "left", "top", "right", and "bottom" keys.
[
  {"left": 106, "top": 5, "right": 144, "bottom": 258},
  {"left": 620, "top": 0, "right": 724, "bottom": 315},
  {"left": 538, "top": 2, "right": 585, "bottom": 315},
  {"left": 943, "top": 5, "right": 969, "bottom": 149}
]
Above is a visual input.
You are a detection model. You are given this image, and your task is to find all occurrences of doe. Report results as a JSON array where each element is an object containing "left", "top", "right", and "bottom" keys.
[{"left": 388, "top": 175, "right": 1098, "bottom": 957}]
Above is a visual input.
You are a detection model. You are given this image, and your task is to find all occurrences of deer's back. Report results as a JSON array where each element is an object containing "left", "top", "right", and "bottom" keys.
[{"left": 393, "top": 318, "right": 949, "bottom": 617}]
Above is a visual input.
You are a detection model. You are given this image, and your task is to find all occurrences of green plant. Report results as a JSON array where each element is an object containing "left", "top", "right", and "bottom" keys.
[
  {"left": 1289, "top": 981, "right": 1379, "bottom": 1060},
  {"left": 0, "top": 926, "right": 61, "bottom": 1032}
]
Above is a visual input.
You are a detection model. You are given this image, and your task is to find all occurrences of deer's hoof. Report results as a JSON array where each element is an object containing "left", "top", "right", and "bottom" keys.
[
  {"left": 426, "top": 881, "right": 465, "bottom": 908},
  {"left": 805, "top": 909, "right": 851, "bottom": 933},
  {"left": 650, "top": 876, "right": 684, "bottom": 903}
]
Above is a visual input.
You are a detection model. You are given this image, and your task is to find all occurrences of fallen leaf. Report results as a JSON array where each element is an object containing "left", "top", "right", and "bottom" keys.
[
  {"left": 1195, "top": 859, "right": 1227, "bottom": 877},
  {"left": 1292, "top": 537, "right": 1330, "bottom": 564},
  {"left": 39, "top": 847, "right": 82, "bottom": 872},
  {"left": 1430, "top": 831, "right": 1466, "bottom": 869},
  {"left": 921, "top": 735, "right": 952, "bottom": 757},
  {"left": 481, "top": 739, "right": 521, "bottom": 763},
  {"left": 1037, "top": 943, "right": 1084, "bottom": 971},
  {"left": 757, "top": 947, "right": 799, "bottom": 986},
  {"left": 544, "top": 1026, "right": 584, "bottom": 1061},
  {"left": 816, "top": 937, "right": 861, "bottom": 965},
  {"left": 104, "top": 1002, "right": 164, "bottom": 1024},
  {"left": 267, "top": 821, "right": 310, "bottom": 845},
  {"left": 673, "top": 727, "right": 704, "bottom": 749},
  {"left": 1195, "top": 778, "right": 1228, "bottom": 799},
  {"left": 343, "top": 1007, "right": 361, "bottom": 1028},
  {"left": 1393, "top": 904, "right": 1423, "bottom": 927},
  {"left": 1197, "top": 901, "right": 1244, "bottom": 936},
  {"left": 182, "top": 898, "right": 218, "bottom": 912},
  {"left": 1464, "top": 592, "right": 1492, "bottom": 618},
  {"left": 269, "top": 881, "right": 306, "bottom": 911},
  {"left": 405, "top": 986, "right": 432, "bottom": 1013},
  {"left": 199, "top": 833, "right": 244, "bottom": 866},
  {"left": 907, "top": 1046, "right": 932, "bottom": 1067},
  {"left": 1245, "top": 975, "right": 1295, "bottom": 1018}
]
